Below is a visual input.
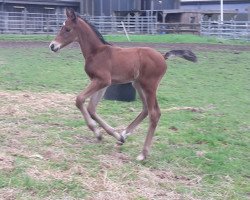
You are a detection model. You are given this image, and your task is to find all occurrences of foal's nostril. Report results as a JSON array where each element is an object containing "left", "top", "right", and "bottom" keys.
[{"left": 50, "top": 44, "right": 55, "bottom": 50}]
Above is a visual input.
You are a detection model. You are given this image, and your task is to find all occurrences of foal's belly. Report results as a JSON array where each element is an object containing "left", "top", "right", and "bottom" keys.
[
  {"left": 110, "top": 48, "right": 140, "bottom": 84},
  {"left": 110, "top": 59, "right": 140, "bottom": 84}
]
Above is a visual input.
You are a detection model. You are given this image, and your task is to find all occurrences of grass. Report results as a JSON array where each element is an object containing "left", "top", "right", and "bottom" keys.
[
  {"left": 0, "top": 39, "right": 250, "bottom": 199},
  {"left": 0, "top": 33, "right": 250, "bottom": 45}
]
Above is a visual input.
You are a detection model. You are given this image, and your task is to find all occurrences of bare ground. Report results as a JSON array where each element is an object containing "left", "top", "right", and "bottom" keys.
[{"left": 1, "top": 41, "right": 250, "bottom": 52}]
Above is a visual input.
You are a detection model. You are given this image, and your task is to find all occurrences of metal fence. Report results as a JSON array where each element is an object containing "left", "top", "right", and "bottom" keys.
[
  {"left": 1, "top": 11, "right": 250, "bottom": 40},
  {"left": 201, "top": 20, "right": 250, "bottom": 41},
  {"left": 156, "top": 22, "right": 200, "bottom": 34},
  {"left": 0, "top": 11, "right": 157, "bottom": 35}
]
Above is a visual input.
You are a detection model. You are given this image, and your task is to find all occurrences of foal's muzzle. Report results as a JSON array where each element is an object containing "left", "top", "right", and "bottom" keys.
[{"left": 49, "top": 41, "right": 60, "bottom": 52}]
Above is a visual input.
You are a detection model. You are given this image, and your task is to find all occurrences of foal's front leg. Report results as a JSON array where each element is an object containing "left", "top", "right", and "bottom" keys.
[
  {"left": 87, "top": 89, "right": 106, "bottom": 140},
  {"left": 76, "top": 80, "right": 122, "bottom": 142},
  {"left": 87, "top": 88, "right": 121, "bottom": 141}
]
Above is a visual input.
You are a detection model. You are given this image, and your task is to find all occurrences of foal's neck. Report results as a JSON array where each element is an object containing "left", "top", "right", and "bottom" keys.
[{"left": 76, "top": 19, "right": 104, "bottom": 59}]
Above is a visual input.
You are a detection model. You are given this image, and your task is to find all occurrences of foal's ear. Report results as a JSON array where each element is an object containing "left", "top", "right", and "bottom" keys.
[{"left": 66, "top": 8, "right": 77, "bottom": 22}]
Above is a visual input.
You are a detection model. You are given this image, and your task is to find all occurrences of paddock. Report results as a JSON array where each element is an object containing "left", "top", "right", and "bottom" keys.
[{"left": 0, "top": 39, "right": 249, "bottom": 199}]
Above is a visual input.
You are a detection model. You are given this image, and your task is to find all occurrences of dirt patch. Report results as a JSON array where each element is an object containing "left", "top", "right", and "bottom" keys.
[
  {"left": 41, "top": 148, "right": 68, "bottom": 162},
  {"left": 0, "top": 188, "right": 19, "bottom": 200},
  {"left": 0, "top": 91, "right": 78, "bottom": 173},
  {"left": 0, "top": 91, "right": 75, "bottom": 118},
  {"left": 0, "top": 153, "right": 14, "bottom": 172},
  {"left": 162, "top": 106, "right": 204, "bottom": 113},
  {"left": 26, "top": 165, "right": 84, "bottom": 182},
  {"left": 115, "top": 42, "right": 250, "bottom": 52},
  {"left": 87, "top": 151, "right": 200, "bottom": 200},
  {"left": 98, "top": 152, "right": 132, "bottom": 170},
  {"left": 1, "top": 41, "right": 250, "bottom": 52},
  {"left": 0, "top": 90, "right": 202, "bottom": 199}
]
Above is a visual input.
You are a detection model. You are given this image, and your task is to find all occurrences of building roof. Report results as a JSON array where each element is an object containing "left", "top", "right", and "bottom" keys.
[
  {"left": 0, "top": 0, "right": 80, "bottom": 6},
  {"left": 181, "top": 0, "right": 249, "bottom": 2}
]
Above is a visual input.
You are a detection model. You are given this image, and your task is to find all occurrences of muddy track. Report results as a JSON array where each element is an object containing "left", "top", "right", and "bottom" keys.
[{"left": 1, "top": 40, "right": 250, "bottom": 52}]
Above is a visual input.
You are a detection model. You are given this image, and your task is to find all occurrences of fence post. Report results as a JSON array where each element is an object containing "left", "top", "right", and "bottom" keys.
[
  {"left": 135, "top": 13, "right": 139, "bottom": 34},
  {"left": 56, "top": 12, "right": 59, "bottom": 32},
  {"left": 127, "top": 15, "right": 130, "bottom": 33},
  {"left": 141, "top": 16, "right": 143, "bottom": 33},
  {"left": 23, "top": 9, "right": 27, "bottom": 35},
  {"left": 99, "top": 17, "right": 104, "bottom": 34},
  {"left": 208, "top": 20, "right": 210, "bottom": 36},
  {"left": 248, "top": 22, "right": 250, "bottom": 41},
  {"left": 147, "top": 11, "right": 150, "bottom": 34},
  {"left": 111, "top": 15, "right": 116, "bottom": 34},
  {"left": 46, "top": 17, "right": 49, "bottom": 36},
  {"left": 233, "top": 21, "right": 236, "bottom": 39},
  {"left": 2, "top": 12, "right": 8, "bottom": 33},
  {"left": 5, "top": 12, "right": 9, "bottom": 33},
  {"left": 153, "top": 16, "right": 156, "bottom": 34}
]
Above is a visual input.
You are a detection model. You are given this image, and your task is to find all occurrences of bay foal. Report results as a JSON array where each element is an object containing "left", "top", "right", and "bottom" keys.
[{"left": 50, "top": 8, "right": 197, "bottom": 160}]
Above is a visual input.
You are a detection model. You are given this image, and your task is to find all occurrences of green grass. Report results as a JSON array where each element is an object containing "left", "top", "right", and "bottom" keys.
[
  {"left": 0, "top": 33, "right": 250, "bottom": 45},
  {"left": 105, "top": 34, "right": 250, "bottom": 45},
  {"left": 0, "top": 41, "right": 249, "bottom": 199}
]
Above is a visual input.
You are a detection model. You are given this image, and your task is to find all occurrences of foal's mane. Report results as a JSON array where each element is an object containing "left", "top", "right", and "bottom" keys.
[{"left": 79, "top": 17, "right": 111, "bottom": 46}]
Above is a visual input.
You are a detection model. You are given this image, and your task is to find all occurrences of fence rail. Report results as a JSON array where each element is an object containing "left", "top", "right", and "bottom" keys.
[
  {"left": 0, "top": 11, "right": 158, "bottom": 35},
  {"left": 157, "top": 23, "right": 200, "bottom": 34},
  {"left": 0, "top": 11, "right": 250, "bottom": 41},
  {"left": 201, "top": 21, "right": 250, "bottom": 40}
]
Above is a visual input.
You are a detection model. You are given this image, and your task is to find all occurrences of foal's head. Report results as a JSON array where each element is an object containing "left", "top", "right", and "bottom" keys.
[{"left": 49, "top": 8, "right": 78, "bottom": 52}]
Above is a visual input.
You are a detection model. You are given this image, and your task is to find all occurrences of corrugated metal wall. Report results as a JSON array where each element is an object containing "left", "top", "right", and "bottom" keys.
[
  {"left": 81, "top": 0, "right": 180, "bottom": 16},
  {"left": 1, "top": 0, "right": 181, "bottom": 16},
  {"left": 141, "top": 0, "right": 180, "bottom": 10},
  {"left": 82, "top": 0, "right": 141, "bottom": 16}
]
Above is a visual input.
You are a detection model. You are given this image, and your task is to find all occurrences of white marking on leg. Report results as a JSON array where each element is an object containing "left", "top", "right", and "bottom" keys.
[
  {"left": 136, "top": 153, "right": 145, "bottom": 161},
  {"left": 121, "top": 130, "right": 128, "bottom": 140}
]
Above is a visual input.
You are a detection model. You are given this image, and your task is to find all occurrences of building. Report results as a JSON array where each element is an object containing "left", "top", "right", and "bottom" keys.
[
  {"left": 80, "top": 0, "right": 180, "bottom": 16},
  {"left": 0, "top": 0, "right": 81, "bottom": 14},
  {"left": 181, "top": 0, "right": 250, "bottom": 13},
  {"left": 0, "top": 0, "right": 180, "bottom": 16},
  {"left": 181, "top": 0, "right": 250, "bottom": 20}
]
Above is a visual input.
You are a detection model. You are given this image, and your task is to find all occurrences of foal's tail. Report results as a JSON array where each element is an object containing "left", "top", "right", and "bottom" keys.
[{"left": 164, "top": 50, "right": 197, "bottom": 62}]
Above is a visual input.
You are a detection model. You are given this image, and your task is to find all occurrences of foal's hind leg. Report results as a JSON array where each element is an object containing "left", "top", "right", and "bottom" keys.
[
  {"left": 137, "top": 87, "right": 161, "bottom": 161},
  {"left": 121, "top": 82, "right": 148, "bottom": 140},
  {"left": 88, "top": 88, "right": 120, "bottom": 141}
]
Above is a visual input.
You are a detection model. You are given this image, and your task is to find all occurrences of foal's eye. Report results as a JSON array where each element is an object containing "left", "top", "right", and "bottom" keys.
[{"left": 65, "top": 28, "right": 71, "bottom": 32}]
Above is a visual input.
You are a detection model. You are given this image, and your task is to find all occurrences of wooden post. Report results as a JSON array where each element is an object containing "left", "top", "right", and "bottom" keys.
[{"left": 121, "top": 21, "right": 131, "bottom": 42}]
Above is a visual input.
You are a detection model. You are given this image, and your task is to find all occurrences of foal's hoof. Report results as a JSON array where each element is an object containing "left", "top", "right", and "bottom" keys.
[
  {"left": 136, "top": 153, "right": 146, "bottom": 161},
  {"left": 95, "top": 130, "right": 103, "bottom": 141},
  {"left": 116, "top": 136, "right": 125, "bottom": 146},
  {"left": 120, "top": 135, "right": 125, "bottom": 143},
  {"left": 96, "top": 135, "right": 103, "bottom": 141}
]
